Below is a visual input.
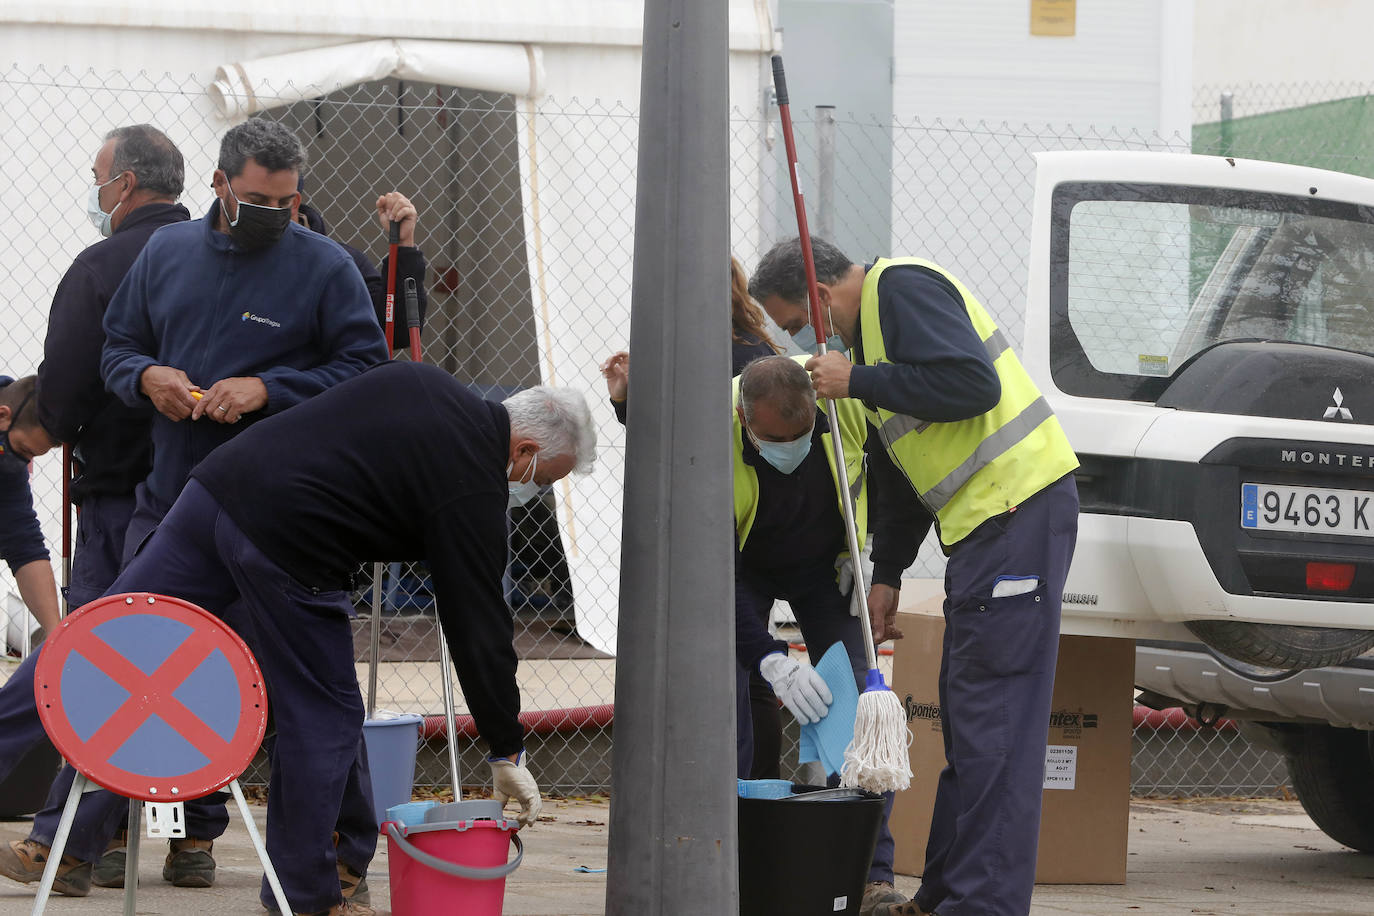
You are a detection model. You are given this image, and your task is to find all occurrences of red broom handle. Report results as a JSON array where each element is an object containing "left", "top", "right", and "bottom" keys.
[{"left": 772, "top": 56, "right": 829, "bottom": 351}]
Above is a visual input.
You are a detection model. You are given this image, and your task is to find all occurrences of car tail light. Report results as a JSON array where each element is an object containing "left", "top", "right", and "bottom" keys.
[{"left": 1307, "top": 562, "right": 1356, "bottom": 593}]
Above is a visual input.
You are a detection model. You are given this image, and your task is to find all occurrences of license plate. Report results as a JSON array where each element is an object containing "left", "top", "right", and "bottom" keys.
[{"left": 1241, "top": 482, "right": 1374, "bottom": 536}]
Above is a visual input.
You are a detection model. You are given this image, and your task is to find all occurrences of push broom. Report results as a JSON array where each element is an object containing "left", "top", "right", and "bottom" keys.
[{"left": 771, "top": 54, "right": 911, "bottom": 794}]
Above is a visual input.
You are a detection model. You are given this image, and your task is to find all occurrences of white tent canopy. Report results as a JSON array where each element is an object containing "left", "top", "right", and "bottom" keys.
[{"left": 209, "top": 39, "right": 545, "bottom": 119}]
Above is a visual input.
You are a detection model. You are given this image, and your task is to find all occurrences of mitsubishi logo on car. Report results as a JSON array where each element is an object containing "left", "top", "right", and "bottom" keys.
[{"left": 1324, "top": 388, "right": 1353, "bottom": 421}]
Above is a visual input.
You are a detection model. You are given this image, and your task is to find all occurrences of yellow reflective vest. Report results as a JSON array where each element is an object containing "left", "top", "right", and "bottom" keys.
[
  {"left": 732, "top": 356, "right": 869, "bottom": 553},
  {"left": 859, "top": 258, "right": 1078, "bottom": 547}
]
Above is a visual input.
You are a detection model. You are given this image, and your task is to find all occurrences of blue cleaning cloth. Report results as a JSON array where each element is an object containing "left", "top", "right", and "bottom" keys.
[{"left": 797, "top": 642, "right": 860, "bottom": 777}]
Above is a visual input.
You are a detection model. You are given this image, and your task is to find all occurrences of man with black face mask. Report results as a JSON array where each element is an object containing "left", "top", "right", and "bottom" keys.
[{"left": 101, "top": 118, "right": 388, "bottom": 561}]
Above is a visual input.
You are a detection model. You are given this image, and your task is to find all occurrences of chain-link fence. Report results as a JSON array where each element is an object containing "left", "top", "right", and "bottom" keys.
[{"left": 10, "top": 65, "right": 1374, "bottom": 799}]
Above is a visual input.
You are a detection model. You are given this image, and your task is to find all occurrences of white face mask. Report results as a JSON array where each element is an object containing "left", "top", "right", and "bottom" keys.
[
  {"left": 507, "top": 452, "right": 541, "bottom": 508},
  {"left": 85, "top": 175, "right": 123, "bottom": 239}
]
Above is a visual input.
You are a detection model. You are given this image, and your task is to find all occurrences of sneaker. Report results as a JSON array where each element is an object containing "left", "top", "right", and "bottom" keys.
[
  {"left": 0, "top": 838, "right": 92, "bottom": 897},
  {"left": 861, "top": 881, "right": 912, "bottom": 916},
  {"left": 91, "top": 831, "right": 128, "bottom": 888},
  {"left": 161, "top": 837, "right": 216, "bottom": 888}
]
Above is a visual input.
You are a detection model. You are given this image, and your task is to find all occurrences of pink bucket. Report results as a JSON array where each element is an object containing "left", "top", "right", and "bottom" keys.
[{"left": 383, "top": 801, "right": 523, "bottom": 916}]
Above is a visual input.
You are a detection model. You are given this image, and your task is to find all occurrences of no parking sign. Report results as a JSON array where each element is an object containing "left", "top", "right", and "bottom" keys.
[{"left": 35, "top": 593, "right": 268, "bottom": 802}]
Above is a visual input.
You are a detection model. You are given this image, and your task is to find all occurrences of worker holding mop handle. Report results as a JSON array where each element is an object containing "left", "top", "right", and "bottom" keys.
[{"left": 752, "top": 237, "right": 1080, "bottom": 916}]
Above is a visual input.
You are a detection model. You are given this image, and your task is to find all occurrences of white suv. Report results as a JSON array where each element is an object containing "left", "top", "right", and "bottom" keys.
[{"left": 1023, "top": 151, "right": 1374, "bottom": 671}]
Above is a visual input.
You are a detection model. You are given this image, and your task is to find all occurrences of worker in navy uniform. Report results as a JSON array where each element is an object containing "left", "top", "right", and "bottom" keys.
[
  {"left": 35, "top": 124, "right": 189, "bottom": 613},
  {"left": 753, "top": 237, "right": 1080, "bottom": 916},
  {"left": 0, "top": 376, "right": 61, "bottom": 641},
  {"left": 0, "top": 361, "right": 593, "bottom": 916}
]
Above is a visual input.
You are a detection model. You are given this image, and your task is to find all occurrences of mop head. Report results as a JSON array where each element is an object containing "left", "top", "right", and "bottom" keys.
[{"left": 840, "top": 670, "right": 912, "bottom": 794}]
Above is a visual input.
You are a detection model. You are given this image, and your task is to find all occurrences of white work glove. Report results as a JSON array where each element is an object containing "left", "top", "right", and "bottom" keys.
[
  {"left": 759, "top": 652, "right": 833, "bottom": 725},
  {"left": 835, "top": 542, "right": 875, "bottom": 613},
  {"left": 489, "top": 751, "right": 542, "bottom": 827}
]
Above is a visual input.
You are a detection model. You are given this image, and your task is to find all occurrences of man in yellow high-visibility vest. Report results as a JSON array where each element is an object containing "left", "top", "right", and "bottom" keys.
[{"left": 752, "top": 237, "right": 1080, "bottom": 916}]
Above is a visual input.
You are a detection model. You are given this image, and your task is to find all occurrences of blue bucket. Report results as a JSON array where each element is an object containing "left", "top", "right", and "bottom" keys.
[{"left": 362, "top": 714, "right": 423, "bottom": 822}]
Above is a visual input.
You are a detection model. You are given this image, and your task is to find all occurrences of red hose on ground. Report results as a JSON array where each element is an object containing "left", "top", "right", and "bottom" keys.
[
  {"left": 420, "top": 704, "right": 616, "bottom": 740},
  {"left": 417, "top": 703, "right": 1222, "bottom": 738}
]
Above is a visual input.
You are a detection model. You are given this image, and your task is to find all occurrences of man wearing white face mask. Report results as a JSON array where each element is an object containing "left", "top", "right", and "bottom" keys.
[{"left": 37, "top": 125, "right": 188, "bottom": 611}]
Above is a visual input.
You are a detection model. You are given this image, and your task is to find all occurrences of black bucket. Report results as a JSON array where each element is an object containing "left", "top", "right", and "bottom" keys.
[{"left": 738, "top": 784, "right": 884, "bottom": 915}]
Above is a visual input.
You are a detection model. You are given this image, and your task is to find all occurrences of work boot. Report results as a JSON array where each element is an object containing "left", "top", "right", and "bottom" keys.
[
  {"left": 870, "top": 899, "right": 932, "bottom": 916},
  {"left": 860, "top": 881, "right": 912, "bottom": 916},
  {"left": 338, "top": 859, "right": 370, "bottom": 906},
  {"left": 91, "top": 830, "right": 128, "bottom": 888},
  {"left": 0, "top": 838, "right": 92, "bottom": 897},
  {"left": 294, "top": 903, "right": 376, "bottom": 916},
  {"left": 162, "top": 837, "right": 216, "bottom": 887}
]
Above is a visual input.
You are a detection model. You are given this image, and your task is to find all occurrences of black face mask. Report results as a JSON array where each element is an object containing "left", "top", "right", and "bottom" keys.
[
  {"left": 0, "top": 390, "right": 34, "bottom": 465},
  {"left": 225, "top": 182, "right": 293, "bottom": 253}
]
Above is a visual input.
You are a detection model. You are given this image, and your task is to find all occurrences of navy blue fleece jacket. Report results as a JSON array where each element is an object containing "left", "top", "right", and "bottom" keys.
[
  {"left": 193, "top": 362, "right": 523, "bottom": 756},
  {"left": 101, "top": 200, "right": 388, "bottom": 513}
]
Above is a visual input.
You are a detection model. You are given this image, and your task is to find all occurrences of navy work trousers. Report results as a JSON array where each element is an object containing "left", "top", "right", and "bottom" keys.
[
  {"left": 735, "top": 561, "right": 896, "bottom": 886},
  {"left": 47, "top": 481, "right": 376, "bottom": 913},
  {"left": 912, "top": 474, "right": 1079, "bottom": 916}
]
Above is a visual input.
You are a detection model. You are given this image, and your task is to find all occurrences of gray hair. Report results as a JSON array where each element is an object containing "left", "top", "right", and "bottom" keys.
[
  {"left": 217, "top": 118, "right": 307, "bottom": 179},
  {"left": 105, "top": 125, "right": 184, "bottom": 198},
  {"left": 738, "top": 356, "right": 815, "bottom": 427},
  {"left": 749, "top": 236, "right": 854, "bottom": 306},
  {"left": 504, "top": 386, "right": 597, "bottom": 474}
]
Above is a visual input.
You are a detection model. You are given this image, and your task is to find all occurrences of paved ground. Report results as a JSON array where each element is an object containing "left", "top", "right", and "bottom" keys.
[{"left": 1, "top": 796, "right": 1371, "bottom": 914}]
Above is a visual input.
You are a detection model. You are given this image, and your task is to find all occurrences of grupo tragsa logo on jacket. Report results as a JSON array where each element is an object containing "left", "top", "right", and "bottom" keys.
[{"left": 241, "top": 311, "right": 282, "bottom": 329}]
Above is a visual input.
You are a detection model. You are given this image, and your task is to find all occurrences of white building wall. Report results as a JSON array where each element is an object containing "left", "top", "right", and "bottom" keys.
[
  {"left": 1193, "top": 0, "right": 1374, "bottom": 93},
  {"left": 893, "top": 0, "right": 1190, "bottom": 134}
]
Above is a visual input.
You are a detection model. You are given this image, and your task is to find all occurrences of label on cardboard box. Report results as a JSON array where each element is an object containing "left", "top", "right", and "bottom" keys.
[{"left": 1043, "top": 744, "right": 1077, "bottom": 790}]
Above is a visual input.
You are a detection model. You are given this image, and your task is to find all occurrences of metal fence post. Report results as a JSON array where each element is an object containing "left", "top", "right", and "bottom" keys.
[
  {"left": 605, "top": 0, "right": 737, "bottom": 913},
  {"left": 816, "top": 104, "right": 837, "bottom": 240},
  {"left": 1220, "top": 90, "right": 1234, "bottom": 156}
]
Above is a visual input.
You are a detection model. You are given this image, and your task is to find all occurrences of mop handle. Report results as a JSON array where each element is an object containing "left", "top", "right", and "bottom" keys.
[
  {"left": 384, "top": 221, "right": 400, "bottom": 352},
  {"left": 773, "top": 55, "right": 880, "bottom": 670}
]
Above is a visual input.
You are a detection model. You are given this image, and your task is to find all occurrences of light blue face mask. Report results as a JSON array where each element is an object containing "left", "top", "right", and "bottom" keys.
[
  {"left": 747, "top": 422, "right": 814, "bottom": 475},
  {"left": 507, "top": 452, "right": 541, "bottom": 508},
  {"left": 790, "top": 326, "right": 846, "bottom": 356}
]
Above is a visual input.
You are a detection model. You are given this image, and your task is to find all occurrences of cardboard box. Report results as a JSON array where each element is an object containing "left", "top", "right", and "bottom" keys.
[{"left": 888, "top": 599, "right": 1134, "bottom": 884}]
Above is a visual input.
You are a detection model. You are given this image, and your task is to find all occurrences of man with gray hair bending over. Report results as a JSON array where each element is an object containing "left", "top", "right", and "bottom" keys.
[{"left": 54, "top": 361, "right": 595, "bottom": 916}]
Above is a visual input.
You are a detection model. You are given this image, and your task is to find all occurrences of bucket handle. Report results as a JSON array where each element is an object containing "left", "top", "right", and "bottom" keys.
[{"left": 384, "top": 822, "right": 524, "bottom": 881}]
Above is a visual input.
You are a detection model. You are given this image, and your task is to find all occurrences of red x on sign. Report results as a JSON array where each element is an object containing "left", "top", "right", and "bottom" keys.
[{"left": 36, "top": 593, "right": 268, "bottom": 802}]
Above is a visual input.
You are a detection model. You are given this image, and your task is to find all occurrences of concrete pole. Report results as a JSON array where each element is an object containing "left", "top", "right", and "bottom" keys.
[
  {"left": 815, "top": 105, "right": 837, "bottom": 241},
  {"left": 605, "top": 1, "right": 736, "bottom": 914}
]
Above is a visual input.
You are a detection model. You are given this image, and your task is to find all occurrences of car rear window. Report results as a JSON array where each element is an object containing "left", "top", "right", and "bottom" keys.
[{"left": 1051, "top": 181, "right": 1374, "bottom": 400}]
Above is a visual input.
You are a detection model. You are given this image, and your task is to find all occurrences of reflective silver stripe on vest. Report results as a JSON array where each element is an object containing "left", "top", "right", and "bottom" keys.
[
  {"left": 983, "top": 328, "right": 1011, "bottom": 362},
  {"left": 879, "top": 413, "right": 931, "bottom": 446},
  {"left": 923, "top": 396, "right": 1056, "bottom": 511},
  {"left": 849, "top": 461, "right": 864, "bottom": 503}
]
